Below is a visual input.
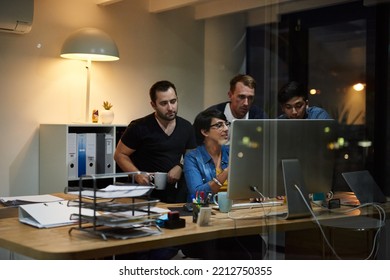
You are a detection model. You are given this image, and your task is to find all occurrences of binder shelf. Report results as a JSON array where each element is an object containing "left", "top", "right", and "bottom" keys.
[
  {"left": 39, "top": 124, "right": 128, "bottom": 194},
  {"left": 68, "top": 172, "right": 162, "bottom": 240}
]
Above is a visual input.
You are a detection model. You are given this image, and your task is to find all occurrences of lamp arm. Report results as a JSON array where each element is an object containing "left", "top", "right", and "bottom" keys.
[{"left": 85, "top": 59, "right": 91, "bottom": 123}]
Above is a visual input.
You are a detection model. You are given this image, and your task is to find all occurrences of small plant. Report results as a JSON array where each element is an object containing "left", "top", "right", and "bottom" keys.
[{"left": 102, "top": 101, "right": 113, "bottom": 110}]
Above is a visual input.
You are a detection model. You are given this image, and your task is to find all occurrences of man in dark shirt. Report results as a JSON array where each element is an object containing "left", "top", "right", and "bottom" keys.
[
  {"left": 278, "top": 81, "right": 331, "bottom": 119},
  {"left": 114, "top": 80, "right": 196, "bottom": 203},
  {"left": 207, "top": 74, "right": 267, "bottom": 121}
]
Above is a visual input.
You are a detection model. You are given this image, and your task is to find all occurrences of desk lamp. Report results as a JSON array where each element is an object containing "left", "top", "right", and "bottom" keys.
[{"left": 60, "top": 27, "right": 119, "bottom": 123}]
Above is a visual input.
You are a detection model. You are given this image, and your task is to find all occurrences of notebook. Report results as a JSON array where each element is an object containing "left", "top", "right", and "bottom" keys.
[{"left": 342, "top": 170, "right": 387, "bottom": 204}]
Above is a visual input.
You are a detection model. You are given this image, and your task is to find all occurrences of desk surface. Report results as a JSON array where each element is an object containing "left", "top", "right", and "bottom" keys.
[{"left": 0, "top": 193, "right": 386, "bottom": 260}]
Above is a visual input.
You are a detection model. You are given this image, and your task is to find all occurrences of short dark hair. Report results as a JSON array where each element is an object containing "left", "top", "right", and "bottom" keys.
[
  {"left": 230, "top": 74, "right": 256, "bottom": 92},
  {"left": 193, "top": 108, "right": 228, "bottom": 145},
  {"left": 149, "top": 80, "right": 177, "bottom": 102},
  {"left": 278, "top": 81, "right": 308, "bottom": 104}
]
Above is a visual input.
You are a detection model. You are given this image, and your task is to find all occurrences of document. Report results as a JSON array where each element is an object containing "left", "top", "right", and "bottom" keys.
[
  {"left": 18, "top": 201, "right": 96, "bottom": 228},
  {"left": 0, "top": 194, "right": 64, "bottom": 207},
  {"left": 68, "top": 185, "right": 154, "bottom": 199}
]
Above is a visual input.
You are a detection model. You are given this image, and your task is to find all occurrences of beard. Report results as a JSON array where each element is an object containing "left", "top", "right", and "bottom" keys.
[{"left": 156, "top": 109, "right": 177, "bottom": 121}]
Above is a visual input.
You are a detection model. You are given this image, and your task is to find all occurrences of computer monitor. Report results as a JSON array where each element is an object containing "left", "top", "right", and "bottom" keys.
[
  {"left": 227, "top": 119, "right": 270, "bottom": 200},
  {"left": 227, "top": 119, "right": 337, "bottom": 201}
]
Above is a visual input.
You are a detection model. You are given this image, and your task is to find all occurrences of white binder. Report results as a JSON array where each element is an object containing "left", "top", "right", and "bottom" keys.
[
  {"left": 18, "top": 201, "right": 97, "bottom": 228},
  {"left": 67, "top": 133, "right": 78, "bottom": 179},
  {"left": 18, "top": 201, "right": 78, "bottom": 228}
]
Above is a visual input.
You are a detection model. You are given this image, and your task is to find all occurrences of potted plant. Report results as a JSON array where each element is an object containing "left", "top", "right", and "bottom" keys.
[{"left": 101, "top": 101, "right": 114, "bottom": 124}]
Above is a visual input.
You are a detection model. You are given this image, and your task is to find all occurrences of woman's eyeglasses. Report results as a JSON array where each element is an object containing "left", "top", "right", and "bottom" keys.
[{"left": 210, "top": 121, "right": 231, "bottom": 130}]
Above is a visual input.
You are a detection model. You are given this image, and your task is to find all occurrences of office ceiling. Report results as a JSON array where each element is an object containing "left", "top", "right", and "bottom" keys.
[{"left": 97, "top": 0, "right": 376, "bottom": 20}]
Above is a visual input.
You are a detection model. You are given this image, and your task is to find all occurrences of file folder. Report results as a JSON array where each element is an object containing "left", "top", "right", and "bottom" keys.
[
  {"left": 0, "top": 194, "right": 63, "bottom": 207},
  {"left": 19, "top": 201, "right": 79, "bottom": 228},
  {"left": 96, "top": 133, "right": 114, "bottom": 174},
  {"left": 77, "top": 133, "right": 86, "bottom": 177},
  {"left": 86, "top": 133, "right": 97, "bottom": 175},
  {"left": 18, "top": 201, "right": 97, "bottom": 228},
  {"left": 77, "top": 133, "right": 96, "bottom": 176},
  {"left": 67, "top": 133, "right": 78, "bottom": 179}
]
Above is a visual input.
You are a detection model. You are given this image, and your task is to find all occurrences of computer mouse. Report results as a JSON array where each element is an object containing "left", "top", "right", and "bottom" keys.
[{"left": 183, "top": 203, "right": 193, "bottom": 212}]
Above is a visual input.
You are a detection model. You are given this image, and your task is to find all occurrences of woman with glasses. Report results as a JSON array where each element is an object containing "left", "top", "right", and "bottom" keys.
[
  {"left": 182, "top": 108, "right": 266, "bottom": 259},
  {"left": 184, "top": 108, "right": 231, "bottom": 196},
  {"left": 278, "top": 81, "right": 331, "bottom": 119}
]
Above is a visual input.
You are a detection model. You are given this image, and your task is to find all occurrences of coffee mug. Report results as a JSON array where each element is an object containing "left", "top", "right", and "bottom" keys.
[
  {"left": 213, "top": 191, "right": 232, "bottom": 213},
  {"left": 150, "top": 172, "right": 167, "bottom": 190}
]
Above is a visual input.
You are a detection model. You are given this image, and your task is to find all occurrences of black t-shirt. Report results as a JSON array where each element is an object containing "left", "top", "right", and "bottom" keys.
[
  {"left": 121, "top": 113, "right": 196, "bottom": 172},
  {"left": 120, "top": 113, "right": 196, "bottom": 203}
]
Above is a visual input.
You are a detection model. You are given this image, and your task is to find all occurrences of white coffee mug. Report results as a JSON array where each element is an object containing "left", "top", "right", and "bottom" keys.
[
  {"left": 213, "top": 191, "right": 232, "bottom": 213},
  {"left": 150, "top": 172, "right": 167, "bottom": 190}
]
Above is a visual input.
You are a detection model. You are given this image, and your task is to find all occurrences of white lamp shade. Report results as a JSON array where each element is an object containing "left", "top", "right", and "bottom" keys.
[{"left": 60, "top": 27, "right": 119, "bottom": 61}]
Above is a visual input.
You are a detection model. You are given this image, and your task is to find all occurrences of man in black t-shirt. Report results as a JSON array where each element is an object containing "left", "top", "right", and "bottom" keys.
[{"left": 114, "top": 80, "right": 196, "bottom": 203}]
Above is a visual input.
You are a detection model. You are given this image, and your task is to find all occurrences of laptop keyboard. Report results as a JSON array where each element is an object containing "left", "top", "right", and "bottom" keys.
[
  {"left": 212, "top": 201, "right": 282, "bottom": 210},
  {"left": 232, "top": 201, "right": 283, "bottom": 209}
]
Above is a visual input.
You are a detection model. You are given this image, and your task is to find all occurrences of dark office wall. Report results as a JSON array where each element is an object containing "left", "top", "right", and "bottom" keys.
[{"left": 247, "top": 1, "right": 390, "bottom": 195}]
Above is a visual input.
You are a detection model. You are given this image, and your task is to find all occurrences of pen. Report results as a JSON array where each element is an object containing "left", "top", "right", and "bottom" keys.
[
  {"left": 200, "top": 191, "right": 205, "bottom": 203},
  {"left": 205, "top": 192, "right": 212, "bottom": 204}
]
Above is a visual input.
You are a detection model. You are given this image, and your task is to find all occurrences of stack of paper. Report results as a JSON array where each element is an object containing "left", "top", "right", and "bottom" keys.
[{"left": 69, "top": 185, "right": 154, "bottom": 198}]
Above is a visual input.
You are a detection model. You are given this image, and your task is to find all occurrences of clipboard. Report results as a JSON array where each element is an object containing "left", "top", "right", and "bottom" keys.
[{"left": 18, "top": 201, "right": 95, "bottom": 228}]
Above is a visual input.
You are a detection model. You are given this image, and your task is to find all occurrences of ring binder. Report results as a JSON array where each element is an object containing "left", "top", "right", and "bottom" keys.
[{"left": 18, "top": 201, "right": 96, "bottom": 228}]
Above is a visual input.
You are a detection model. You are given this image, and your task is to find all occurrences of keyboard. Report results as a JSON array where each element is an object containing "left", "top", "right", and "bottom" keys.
[
  {"left": 232, "top": 201, "right": 283, "bottom": 209},
  {"left": 213, "top": 201, "right": 283, "bottom": 210}
]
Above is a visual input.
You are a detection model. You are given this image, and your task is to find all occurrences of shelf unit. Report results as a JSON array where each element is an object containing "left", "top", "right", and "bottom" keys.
[
  {"left": 68, "top": 172, "right": 162, "bottom": 240},
  {"left": 39, "top": 124, "right": 127, "bottom": 194}
]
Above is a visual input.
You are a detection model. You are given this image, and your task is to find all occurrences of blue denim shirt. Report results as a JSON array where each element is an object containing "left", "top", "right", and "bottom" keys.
[{"left": 184, "top": 144, "right": 229, "bottom": 199}]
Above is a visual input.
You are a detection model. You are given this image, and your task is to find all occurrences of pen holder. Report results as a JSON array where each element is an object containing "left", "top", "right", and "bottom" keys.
[{"left": 192, "top": 202, "right": 208, "bottom": 223}]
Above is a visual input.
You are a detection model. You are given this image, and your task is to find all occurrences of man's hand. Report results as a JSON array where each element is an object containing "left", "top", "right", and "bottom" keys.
[
  {"left": 167, "top": 165, "right": 182, "bottom": 184},
  {"left": 134, "top": 173, "right": 151, "bottom": 185}
]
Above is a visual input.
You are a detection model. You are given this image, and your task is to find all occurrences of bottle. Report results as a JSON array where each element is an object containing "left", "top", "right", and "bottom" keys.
[{"left": 92, "top": 109, "right": 99, "bottom": 123}]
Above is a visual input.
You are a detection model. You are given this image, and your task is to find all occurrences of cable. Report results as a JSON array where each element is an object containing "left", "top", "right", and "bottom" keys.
[
  {"left": 249, "top": 185, "right": 266, "bottom": 201},
  {"left": 249, "top": 185, "right": 274, "bottom": 259},
  {"left": 223, "top": 186, "right": 274, "bottom": 260},
  {"left": 293, "top": 183, "right": 386, "bottom": 260}
]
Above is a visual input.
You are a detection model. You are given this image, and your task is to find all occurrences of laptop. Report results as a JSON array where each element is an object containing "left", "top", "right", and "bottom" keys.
[{"left": 341, "top": 170, "right": 387, "bottom": 204}]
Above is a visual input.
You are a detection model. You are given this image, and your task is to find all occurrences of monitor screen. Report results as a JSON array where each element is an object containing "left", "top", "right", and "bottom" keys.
[{"left": 227, "top": 119, "right": 337, "bottom": 201}]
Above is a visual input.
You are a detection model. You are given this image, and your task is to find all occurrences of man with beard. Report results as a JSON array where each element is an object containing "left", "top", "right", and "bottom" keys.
[{"left": 114, "top": 80, "right": 196, "bottom": 203}]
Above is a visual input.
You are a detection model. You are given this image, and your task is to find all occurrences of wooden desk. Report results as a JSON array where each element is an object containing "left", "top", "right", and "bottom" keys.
[{"left": 0, "top": 194, "right": 387, "bottom": 259}]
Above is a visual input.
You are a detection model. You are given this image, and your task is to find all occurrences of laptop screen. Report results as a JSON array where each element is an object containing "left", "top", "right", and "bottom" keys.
[{"left": 342, "top": 170, "right": 386, "bottom": 204}]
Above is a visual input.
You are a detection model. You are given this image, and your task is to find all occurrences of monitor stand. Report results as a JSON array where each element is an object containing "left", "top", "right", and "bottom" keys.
[{"left": 277, "top": 159, "right": 312, "bottom": 220}]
